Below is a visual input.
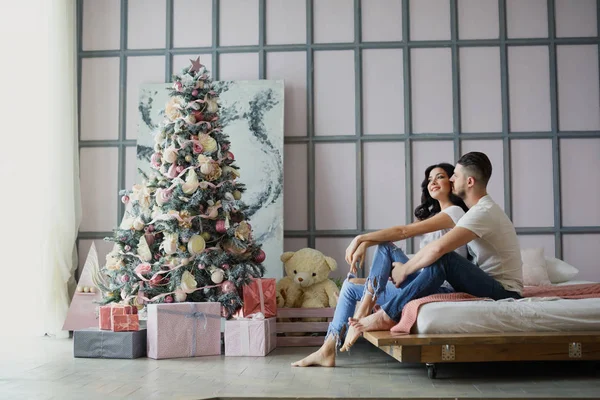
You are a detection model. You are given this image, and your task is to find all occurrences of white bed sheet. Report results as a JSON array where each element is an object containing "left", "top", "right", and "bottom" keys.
[{"left": 414, "top": 281, "right": 600, "bottom": 334}]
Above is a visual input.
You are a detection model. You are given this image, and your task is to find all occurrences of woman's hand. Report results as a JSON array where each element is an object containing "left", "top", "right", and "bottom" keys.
[
  {"left": 345, "top": 236, "right": 362, "bottom": 265},
  {"left": 349, "top": 241, "right": 369, "bottom": 275}
]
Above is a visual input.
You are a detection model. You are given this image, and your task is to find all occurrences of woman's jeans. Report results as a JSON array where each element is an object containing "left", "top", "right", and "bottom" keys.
[{"left": 326, "top": 242, "right": 447, "bottom": 345}]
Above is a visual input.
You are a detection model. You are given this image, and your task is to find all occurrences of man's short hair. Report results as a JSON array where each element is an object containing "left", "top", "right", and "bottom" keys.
[{"left": 457, "top": 151, "right": 492, "bottom": 187}]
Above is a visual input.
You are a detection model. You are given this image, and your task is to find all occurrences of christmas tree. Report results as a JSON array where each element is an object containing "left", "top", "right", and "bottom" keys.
[{"left": 95, "top": 57, "right": 266, "bottom": 318}]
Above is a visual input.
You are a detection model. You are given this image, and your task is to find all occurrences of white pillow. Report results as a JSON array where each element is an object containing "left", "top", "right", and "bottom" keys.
[
  {"left": 521, "top": 248, "right": 551, "bottom": 286},
  {"left": 544, "top": 256, "right": 579, "bottom": 283}
]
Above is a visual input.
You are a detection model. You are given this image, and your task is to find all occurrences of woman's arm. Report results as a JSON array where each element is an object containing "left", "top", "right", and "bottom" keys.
[{"left": 357, "top": 212, "right": 456, "bottom": 244}]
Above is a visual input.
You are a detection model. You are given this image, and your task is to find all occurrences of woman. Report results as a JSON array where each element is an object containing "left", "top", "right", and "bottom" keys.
[{"left": 292, "top": 163, "right": 469, "bottom": 367}]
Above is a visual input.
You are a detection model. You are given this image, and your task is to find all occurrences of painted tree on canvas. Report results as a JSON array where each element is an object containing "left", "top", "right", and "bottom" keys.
[{"left": 96, "top": 58, "right": 266, "bottom": 318}]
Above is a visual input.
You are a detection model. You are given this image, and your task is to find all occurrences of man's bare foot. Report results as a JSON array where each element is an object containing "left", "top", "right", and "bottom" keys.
[
  {"left": 291, "top": 349, "right": 335, "bottom": 367},
  {"left": 339, "top": 321, "right": 362, "bottom": 352},
  {"left": 350, "top": 310, "right": 396, "bottom": 333}
]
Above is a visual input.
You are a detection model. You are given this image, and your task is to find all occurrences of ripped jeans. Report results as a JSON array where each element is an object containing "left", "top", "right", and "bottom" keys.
[{"left": 326, "top": 242, "right": 451, "bottom": 346}]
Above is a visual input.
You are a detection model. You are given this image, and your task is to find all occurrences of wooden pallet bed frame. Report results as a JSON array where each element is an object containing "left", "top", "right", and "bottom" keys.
[{"left": 363, "top": 330, "right": 600, "bottom": 379}]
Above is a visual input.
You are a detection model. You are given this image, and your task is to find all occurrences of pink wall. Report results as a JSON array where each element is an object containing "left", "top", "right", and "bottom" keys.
[{"left": 79, "top": 0, "right": 600, "bottom": 281}]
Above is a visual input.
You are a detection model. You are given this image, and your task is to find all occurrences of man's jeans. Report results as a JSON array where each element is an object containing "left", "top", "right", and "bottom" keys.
[
  {"left": 326, "top": 242, "right": 521, "bottom": 345},
  {"left": 380, "top": 250, "right": 522, "bottom": 321}
]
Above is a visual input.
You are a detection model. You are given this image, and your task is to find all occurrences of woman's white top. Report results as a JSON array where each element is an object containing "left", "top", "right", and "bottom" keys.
[{"left": 418, "top": 205, "right": 468, "bottom": 259}]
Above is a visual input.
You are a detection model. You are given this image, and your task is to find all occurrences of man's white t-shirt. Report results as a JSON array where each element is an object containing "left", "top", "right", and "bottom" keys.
[
  {"left": 420, "top": 205, "right": 468, "bottom": 259},
  {"left": 456, "top": 195, "right": 523, "bottom": 294}
]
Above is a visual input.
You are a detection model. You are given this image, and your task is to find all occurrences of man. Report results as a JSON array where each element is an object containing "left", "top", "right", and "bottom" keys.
[{"left": 341, "top": 151, "right": 523, "bottom": 346}]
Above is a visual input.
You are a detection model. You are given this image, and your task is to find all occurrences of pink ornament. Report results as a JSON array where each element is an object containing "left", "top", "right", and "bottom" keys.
[
  {"left": 192, "top": 111, "right": 204, "bottom": 121},
  {"left": 154, "top": 253, "right": 161, "bottom": 260},
  {"left": 121, "top": 274, "right": 130, "bottom": 283},
  {"left": 216, "top": 220, "right": 227, "bottom": 233},
  {"left": 175, "top": 81, "right": 183, "bottom": 91},
  {"left": 221, "top": 143, "right": 229, "bottom": 151},
  {"left": 221, "top": 263, "right": 230, "bottom": 270},
  {"left": 167, "top": 163, "right": 179, "bottom": 178},
  {"left": 151, "top": 152, "right": 162, "bottom": 168},
  {"left": 134, "top": 263, "right": 152, "bottom": 276},
  {"left": 124, "top": 245, "right": 131, "bottom": 252},
  {"left": 147, "top": 224, "right": 155, "bottom": 232},
  {"left": 121, "top": 195, "right": 130, "bottom": 204},
  {"left": 254, "top": 249, "right": 266, "bottom": 263},
  {"left": 165, "top": 295, "right": 174, "bottom": 303},
  {"left": 227, "top": 151, "right": 235, "bottom": 161},
  {"left": 175, "top": 165, "right": 185, "bottom": 174},
  {"left": 198, "top": 264, "right": 205, "bottom": 270},
  {"left": 193, "top": 143, "right": 204, "bottom": 154},
  {"left": 221, "top": 280, "right": 236, "bottom": 294},
  {"left": 192, "top": 89, "right": 198, "bottom": 96}
]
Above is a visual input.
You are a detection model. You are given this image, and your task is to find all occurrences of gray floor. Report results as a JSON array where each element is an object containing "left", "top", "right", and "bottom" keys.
[{"left": 1, "top": 335, "right": 599, "bottom": 399}]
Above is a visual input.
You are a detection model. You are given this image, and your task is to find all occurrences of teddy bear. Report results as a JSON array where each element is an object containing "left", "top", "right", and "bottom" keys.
[{"left": 276, "top": 248, "right": 340, "bottom": 317}]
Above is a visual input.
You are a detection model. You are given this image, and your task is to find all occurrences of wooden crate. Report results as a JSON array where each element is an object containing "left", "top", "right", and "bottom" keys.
[{"left": 276, "top": 307, "right": 335, "bottom": 347}]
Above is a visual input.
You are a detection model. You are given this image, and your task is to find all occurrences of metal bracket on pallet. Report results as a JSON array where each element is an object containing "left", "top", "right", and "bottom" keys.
[
  {"left": 441, "top": 344, "right": 455, "bottom": 361},
  {"left": 569, "top": 342, "right": 582, "bottom": 358}
]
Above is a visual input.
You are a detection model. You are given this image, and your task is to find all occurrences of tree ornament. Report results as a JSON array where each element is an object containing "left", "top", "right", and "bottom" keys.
[
  {"left": 132, "top": 217, "right": 145, "bottom": 231},
  {"left": 254, "top": 249, "right": 266, "bottom": 263},
  {"left": 211, "top": 268, "right": 225, "bottom": 284},
  {"left": 161, "top": 233, "right": 179, "bottom": 255},
  {"left": 220, "top": 280, "right": 236, "bottom": 293},
  {"left": 121, "top": 195, "right": 130, "bottom": 204},
  {"left": 215, "top": 219, "right": 227, "bottom": 233},
  {"left": 201, "top": 232, "right": 211, "bottom": 240},
  {"left": 165, "top": 295, "right": 174, "bottom": 303},
  {"left": 187, "top": 234, "right": 206, "bottom": 255}
]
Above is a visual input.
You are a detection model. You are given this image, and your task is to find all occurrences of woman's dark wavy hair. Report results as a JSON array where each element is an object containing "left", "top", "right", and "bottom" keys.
[{"left": 414, "top": 163, "right": 468, "bottom": 221}]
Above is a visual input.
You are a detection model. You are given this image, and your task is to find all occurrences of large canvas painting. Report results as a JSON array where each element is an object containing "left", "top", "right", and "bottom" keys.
[{"left": 136, "top": 81, "right": 284, "bottom": 279}]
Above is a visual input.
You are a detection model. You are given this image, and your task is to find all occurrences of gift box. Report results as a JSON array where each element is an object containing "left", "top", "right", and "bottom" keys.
[
  {"left": 99, "top": 304, "right": 137, "bottom": 330},
  {"left": 147, "top": 302, "right": 221, "bottom": 360},
  {"left": 236, "top": 278, "right": 277, "bottom": 319},
  {"left": 111, "top": 314, "right": 140, "bottom": 332},
  {"left": 73, "top": 327, "right": 146, "bottom": 359},
  {"left": 225, "top": 317, "right": 276, "bottom": 356}
]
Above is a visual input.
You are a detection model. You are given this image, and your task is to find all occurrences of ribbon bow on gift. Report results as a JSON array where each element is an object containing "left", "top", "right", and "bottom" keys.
[{"left": 234, "top": 312, "right": 265, "bottom": 321}]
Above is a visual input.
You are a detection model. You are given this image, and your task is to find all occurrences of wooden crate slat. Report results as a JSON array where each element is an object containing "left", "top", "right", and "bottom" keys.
[
  {"left": 277, "top": 308, "right": 335, "bottom": 318},
  {"left": 276, "top": 321, "right": 330, "bottom": 333}
]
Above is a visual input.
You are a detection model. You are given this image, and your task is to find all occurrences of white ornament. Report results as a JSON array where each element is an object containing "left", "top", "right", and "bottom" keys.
[{"left": 211, "top": 268, "right": 225, "bottom": 284}]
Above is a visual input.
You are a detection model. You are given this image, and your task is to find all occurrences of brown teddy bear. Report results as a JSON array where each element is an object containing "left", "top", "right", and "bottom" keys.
[{"left": 276, "top": 248, "right": 339, "bottom": 314}]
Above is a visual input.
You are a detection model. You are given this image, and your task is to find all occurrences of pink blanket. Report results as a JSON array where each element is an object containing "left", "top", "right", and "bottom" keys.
[{"left": 390, "top": 283, "right": 600, "bottom": 334}]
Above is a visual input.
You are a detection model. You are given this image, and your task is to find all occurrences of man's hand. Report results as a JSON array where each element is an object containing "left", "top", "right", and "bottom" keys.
[
  {"left": 391, "top": 261, "right": 409, "bottom": 288},
  {"left": 349, "top": 242, "right": 369, "bottom": 275}
]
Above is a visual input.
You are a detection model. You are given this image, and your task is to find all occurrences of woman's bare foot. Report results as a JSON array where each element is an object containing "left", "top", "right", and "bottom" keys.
[
  {"left": 350, "top": 310, "right": 396, "bottom": 333},
  {"left": 339, "top": 321, "right": 362, "bottom": 352},
  {"left": 291, "top": 338, "right": 336, "bottom": 367}
]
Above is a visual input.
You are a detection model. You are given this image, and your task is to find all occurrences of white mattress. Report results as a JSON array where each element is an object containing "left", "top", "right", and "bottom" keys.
[{"left": 414, "top": 281, "right": 600, "bottom": 334}]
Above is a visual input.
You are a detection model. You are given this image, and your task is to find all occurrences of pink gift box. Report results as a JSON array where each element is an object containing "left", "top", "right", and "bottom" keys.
[
  {"left": 147, "top": 302, "right": 221, "bottom": 360},
  {"left": 99, "top": 304, "right": 137, "bottom": 330},
  {"left": 225, "top": 317, "right": 276, "bottom": 357},
  {"left": 111, "top": 314, "right": 140, "bottom": 332},
  {"left": 236, "top": 278, "right": 277, "bottom": 319}
]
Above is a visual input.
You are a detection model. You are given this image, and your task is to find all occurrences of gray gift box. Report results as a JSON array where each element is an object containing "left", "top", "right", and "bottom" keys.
[{"left": 73, "top": 327, "right": 147, "bottom": 359}]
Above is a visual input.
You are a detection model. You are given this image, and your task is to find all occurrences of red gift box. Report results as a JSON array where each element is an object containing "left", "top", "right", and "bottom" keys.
[
  {"left": 236, "top": 278, "right": 277, "bottom": 318},
  {"left": 99, "top": 304, "right": 137, "bottom": 330},
  {"left": 111, "top": 314, "right": 140, "bottom": 332}
]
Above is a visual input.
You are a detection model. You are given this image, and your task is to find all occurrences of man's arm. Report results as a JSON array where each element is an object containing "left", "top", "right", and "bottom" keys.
[{"left": 393, "top": 227, "right": 478, "bottom": 286}]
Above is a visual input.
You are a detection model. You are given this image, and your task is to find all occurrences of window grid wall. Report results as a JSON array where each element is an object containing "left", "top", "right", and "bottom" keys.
[{"left": 77, "top": 0, "right": 600, "bottom": 278}]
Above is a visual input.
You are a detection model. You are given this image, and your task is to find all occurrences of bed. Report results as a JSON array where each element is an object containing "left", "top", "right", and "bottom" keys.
[{"left": 363, "top": 279, "right": 600, "bottom": 379}]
